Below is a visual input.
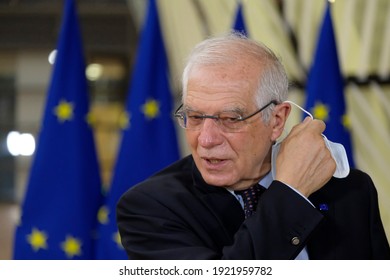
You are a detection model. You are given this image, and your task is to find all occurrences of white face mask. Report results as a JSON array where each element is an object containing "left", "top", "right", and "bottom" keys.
[{"left": 271, "top": 100, "right": 350, "bottom": 179}]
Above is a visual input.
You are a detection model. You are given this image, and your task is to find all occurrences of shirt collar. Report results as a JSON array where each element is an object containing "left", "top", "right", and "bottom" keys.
[
  {"left": 226, "top": 170, "right": 272, "bottom": 197},
  {"left": 259, "top": 171, "right": 273, "bottom": 189}
]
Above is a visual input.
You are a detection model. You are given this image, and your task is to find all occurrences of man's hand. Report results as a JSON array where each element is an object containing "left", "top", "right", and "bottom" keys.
[{"left": 275, "top": 117, "right": 336, "bottom": 197}]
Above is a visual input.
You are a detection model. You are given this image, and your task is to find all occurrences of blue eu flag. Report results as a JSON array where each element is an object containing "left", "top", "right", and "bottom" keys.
[
  {"left": 233, "top": 2, "right": 247, "bottom": 35},
  {"left": 96, "top": 0, "right": 180, "bottom": 259},
  {"left": 304, "top": 4, "right": 355, "bottom": 167},
  {"left": 13, "top": 0, "right": 103, "bottom": 259}
]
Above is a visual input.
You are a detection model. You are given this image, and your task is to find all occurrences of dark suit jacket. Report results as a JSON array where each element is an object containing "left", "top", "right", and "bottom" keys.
[{"left": 116, "top": 155, "right": 390, "bottom": 259}]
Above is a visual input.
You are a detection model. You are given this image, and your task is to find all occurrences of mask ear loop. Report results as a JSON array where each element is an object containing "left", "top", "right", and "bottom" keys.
[
  {"left": 280, "top": 100, "right": 350, "bottom": 178},
  {"left": 283, "top": 100, "right": 329, "bottom": 141},
  {"left": 283, "top": 100, "right": 314, "bottom": 119}
]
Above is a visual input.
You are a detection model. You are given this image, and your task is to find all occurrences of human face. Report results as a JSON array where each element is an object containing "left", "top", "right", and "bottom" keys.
[{"left": 184, "top": 63, "right": 276, "bottom": 190}]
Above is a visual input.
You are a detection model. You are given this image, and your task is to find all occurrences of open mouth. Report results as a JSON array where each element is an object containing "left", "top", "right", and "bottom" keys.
[
  {"left": 208, "top": 159, "right": 224, "bottom": 164},
  {"left": 202, "top": 157, "right": 228, "bottom": 169}
]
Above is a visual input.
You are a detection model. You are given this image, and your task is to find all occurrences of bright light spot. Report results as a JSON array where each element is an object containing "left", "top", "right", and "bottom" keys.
[
  {"left": 48, "top": 49, "right": 57, "bottom": 65},
  {"left": 7, "top": 131, "right": 36, "bottom": 156},
  {"left": 7, "top": 131, "right": 20, "bottom": 156},
  {"left": 19, "top": 133, "right": 36, "bottom": 156},
  {"left": 86, "top": 63, "right": 103, "bottom": 81}
]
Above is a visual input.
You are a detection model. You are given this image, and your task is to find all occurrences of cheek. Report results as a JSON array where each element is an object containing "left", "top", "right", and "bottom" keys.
[
  {"left": 238, "top": 140, "right": 263, "bottom": 165},
  {"left": 227, "top": 134, "right": 260, "bottom": 165},
  {"left": 185, "top": 130, "right": 198, "bottom": 151},
  {"left": 240, "top": 129, "right": 272, "bottom": 163}
]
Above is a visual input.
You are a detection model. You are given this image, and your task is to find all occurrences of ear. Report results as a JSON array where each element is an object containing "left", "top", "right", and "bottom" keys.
[{"left": 270, "top": 102, "right": 291, "bottom": 141}]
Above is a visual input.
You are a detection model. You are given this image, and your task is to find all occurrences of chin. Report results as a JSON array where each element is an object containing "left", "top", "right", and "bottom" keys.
[{"left": 200, "top": 171, "right": 236, "bottom": 188}]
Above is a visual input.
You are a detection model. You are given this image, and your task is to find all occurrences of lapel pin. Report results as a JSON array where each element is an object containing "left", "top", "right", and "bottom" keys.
[{"left": 318, "top": 203, "right": 329, "bottom": 211}]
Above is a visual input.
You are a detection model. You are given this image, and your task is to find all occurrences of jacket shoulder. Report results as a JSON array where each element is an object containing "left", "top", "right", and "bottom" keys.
[
  {"left": 120, "top": 155, "right": 194, "bottom": 198},
  {"left": 311, "top": 168, "right": 377, "bottom": 203}
]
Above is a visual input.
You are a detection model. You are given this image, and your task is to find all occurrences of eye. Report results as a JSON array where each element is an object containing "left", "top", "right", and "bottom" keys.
[
  {"left": 187, "top": 111, "right": 203, "bottom": 118},
  {"left": 219, "top": 113, "right": 241, "bottom": 123},
  {"left": 189, "top": 115, "right": 204, "bottom": 120},
  {"left": 186, "top": 112, "right": 204, "bottom": 124}
]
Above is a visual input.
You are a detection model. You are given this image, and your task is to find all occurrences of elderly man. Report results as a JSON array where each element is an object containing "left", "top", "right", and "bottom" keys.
[{"left": 117, "top": 32, "right": 390, "bottom": 259}]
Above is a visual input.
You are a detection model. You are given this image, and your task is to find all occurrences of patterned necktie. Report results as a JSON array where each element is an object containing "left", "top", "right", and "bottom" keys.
[{"left": 235, "top": 184, "right": 266, "bottom": 218}]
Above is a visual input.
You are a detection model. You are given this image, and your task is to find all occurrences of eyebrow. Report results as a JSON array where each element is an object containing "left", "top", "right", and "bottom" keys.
[{"left": 183, "top": 105, "right": 246, "bottom": 115}]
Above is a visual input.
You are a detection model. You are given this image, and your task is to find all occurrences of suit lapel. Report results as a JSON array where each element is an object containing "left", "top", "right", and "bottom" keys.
[{"left": 191, "top": 162, "right": 245, "bottom": 247}]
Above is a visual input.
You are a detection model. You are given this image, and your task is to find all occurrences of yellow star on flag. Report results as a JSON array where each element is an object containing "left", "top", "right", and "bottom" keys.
[
  {"left": 27, "top": 228, "right": 48, "bottom": 252},
  {"left": 97, "top": 206, "right": 109, "bottom": 225},
  {"left": 112, "top": 231, "right": 124, "bottom": 249},
  {"left": 342, "top": 113, "right": 351, "bottom": 131},
  {"left": 61, "top": 235, "right": 82, "bottom": 258},
  {"left": 54, "top": 99, "right": 74, "bottom": 122},
  {"left": 311, "top": 102, "right": 329, "bottom": 122},
  {"left": 141, "top": 99, "right": 160, "bottom": 120},
  {"left": 119, "top": 111, "right": 130, "bottom": 130},
  {"left": 86, "top": 111, "right": 96, "bottom": 127}
]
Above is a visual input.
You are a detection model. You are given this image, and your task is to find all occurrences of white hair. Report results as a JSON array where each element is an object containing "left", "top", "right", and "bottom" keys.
[{"left": 181, "top": 31, "right": 289, "bottom": 122}]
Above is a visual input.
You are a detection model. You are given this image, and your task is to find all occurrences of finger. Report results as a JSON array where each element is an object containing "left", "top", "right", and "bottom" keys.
[
  {"left": 298, "top": 118, "right": 326, "bottom": 134},
  {"left": 289, "top": 116, "right": 312, "bottom": 135},
  {"left": 303, "top": 116, "right": 312, "bottom": 124},
  {"left": 311, "top": 119, "right": 326, "bottom": 134}
]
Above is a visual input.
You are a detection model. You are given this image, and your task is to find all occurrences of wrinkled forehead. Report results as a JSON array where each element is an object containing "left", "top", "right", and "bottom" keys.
[
  {"left": 184, "top": 65, "right": 262, "bottom": 113},
  {"left": 190, "top": 60, "right": 262, "bottom": 83},
  {"left": 190, "top": 45, "right": 269, "bottom": 73},
  {"left": 187, "top": 56, "right": 264, "bottom": 90}
]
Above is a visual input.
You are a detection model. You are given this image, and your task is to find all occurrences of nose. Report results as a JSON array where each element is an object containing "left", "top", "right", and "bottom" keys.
[{"left": 198, "top": 118, "right": 224, "bottom": 148}]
